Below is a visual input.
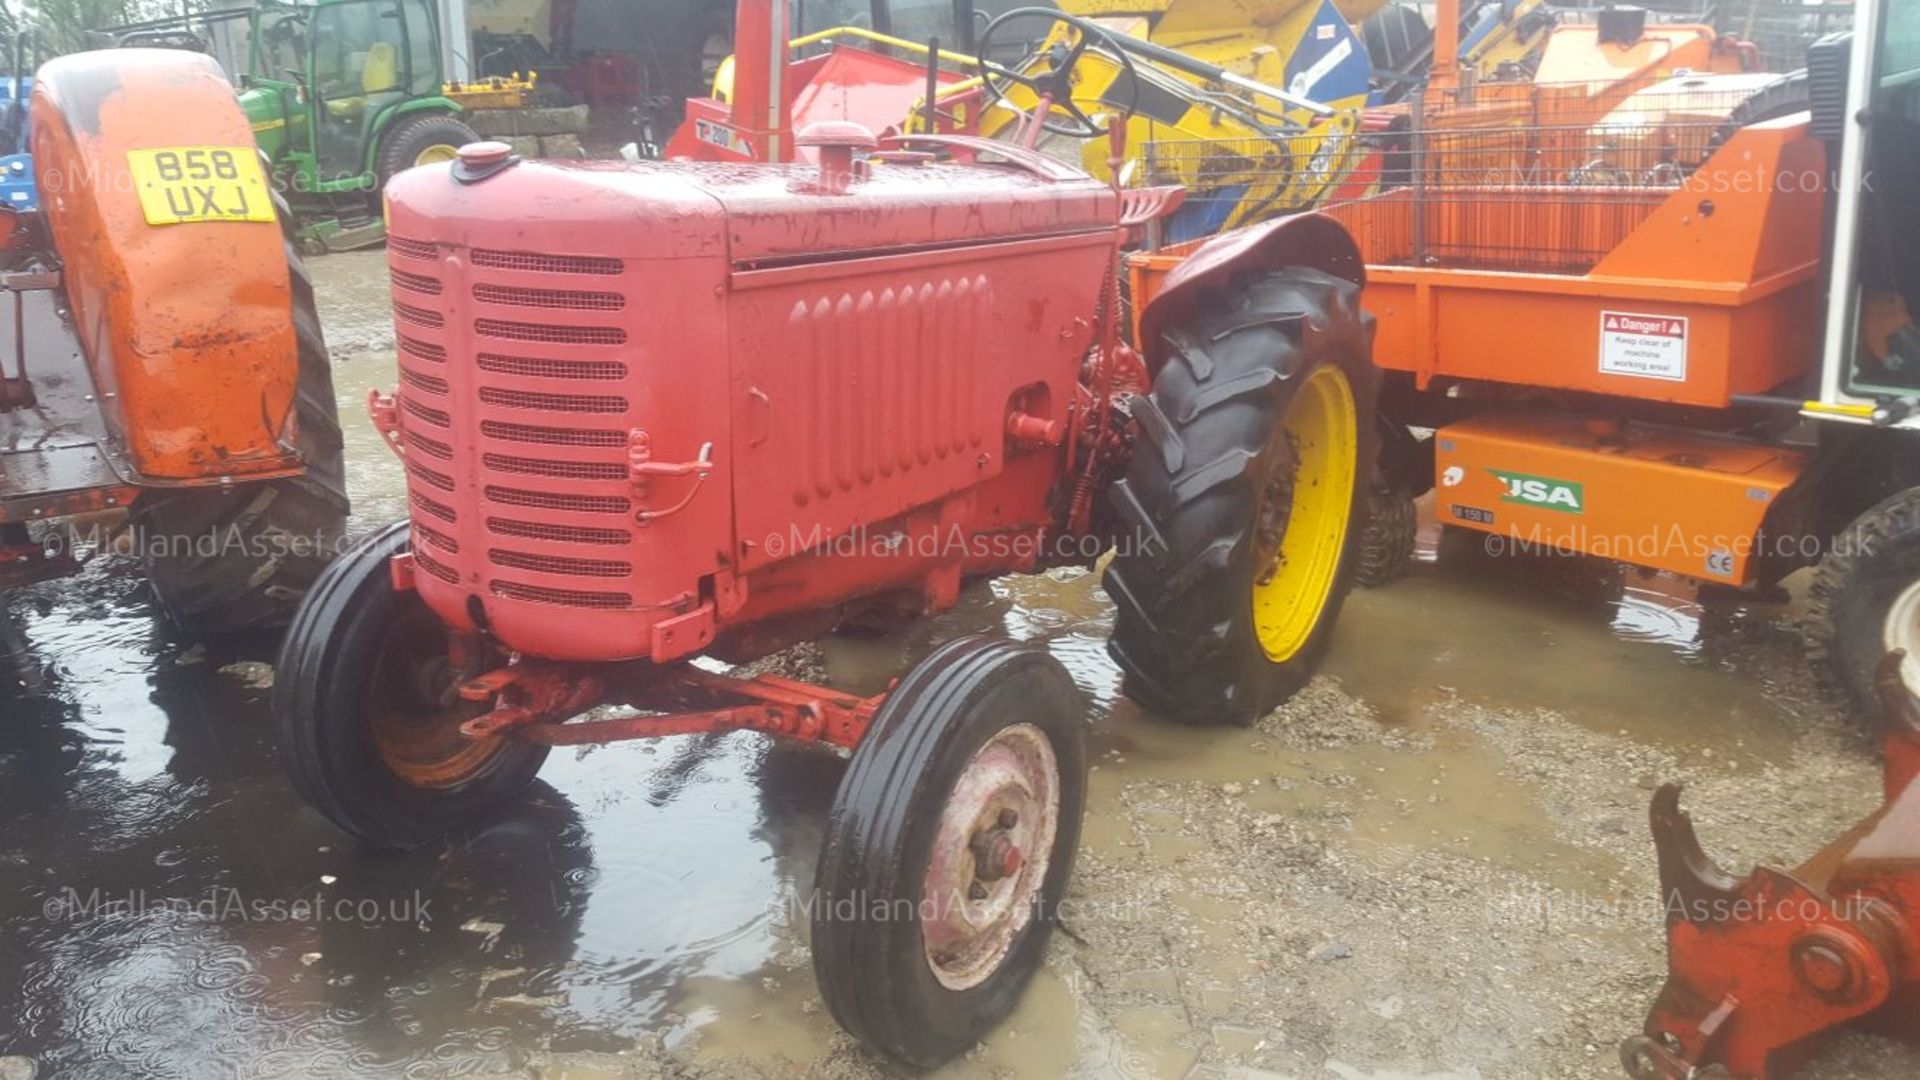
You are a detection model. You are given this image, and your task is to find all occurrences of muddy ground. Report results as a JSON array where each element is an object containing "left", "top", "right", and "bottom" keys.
[{"left": 1, "top": 249, "right": 1916, "bottom": 1079}]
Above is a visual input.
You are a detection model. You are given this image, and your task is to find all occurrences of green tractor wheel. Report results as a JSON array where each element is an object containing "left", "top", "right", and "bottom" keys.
[{"left": 377, "top": 113, "right": 481, "bottom": 190}]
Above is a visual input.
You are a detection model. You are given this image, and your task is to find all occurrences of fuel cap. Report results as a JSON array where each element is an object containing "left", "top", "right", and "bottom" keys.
[{"left": 452, "top": 141, "right": 519, "bottom": 184}]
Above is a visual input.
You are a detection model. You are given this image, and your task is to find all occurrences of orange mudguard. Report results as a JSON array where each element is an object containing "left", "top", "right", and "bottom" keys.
[{"left": 30, "top": 48, "right": 301, "bottom": 482}]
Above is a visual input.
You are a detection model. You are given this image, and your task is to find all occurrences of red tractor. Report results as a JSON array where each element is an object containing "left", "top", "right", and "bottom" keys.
[{"left": 273, "top": 0, "right": 1380, "bottom": 1064}]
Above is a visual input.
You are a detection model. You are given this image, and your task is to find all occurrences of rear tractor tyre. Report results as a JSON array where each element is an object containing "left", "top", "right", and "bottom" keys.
[
  {"left": 1104, "top": 267, "right": 1378, "bottom": 726},
  {"left": 137, "top": 210, "right": 349, "bottom": 633},
  {"left": 812, "top": 636, "right": 1086, "bottom": 1069},
  {"left": 377, "top": 113, "right": 481, "bottom": 190},
  {"left": 1355, "top": 470, "right": 1417, "bottom": 588},
  {"left": 1807, "top": 487, "right": 1920, "bottom": 720},
  {"left": 274, "top": 522, "right": 550, "bottom": 849}
]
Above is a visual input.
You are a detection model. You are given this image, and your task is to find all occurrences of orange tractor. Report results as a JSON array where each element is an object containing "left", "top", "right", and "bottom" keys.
[{"left": 0, "top": 49, "right": 346, "bottom": 632}]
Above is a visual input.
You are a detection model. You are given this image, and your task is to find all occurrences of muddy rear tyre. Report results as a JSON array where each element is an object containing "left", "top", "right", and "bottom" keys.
[
  {"left": 274, "top": 522, "right": 549, "bottom": 849},
  {"left": 1104, "top": 267, "right": 1378, "bottom": 726},
  {"left": 137, "top": 212, "right": 348, "bottom": 634},
  {"left": 812, "top": 636, "right": 1086, "bottom": 1069},
  {"left": 1355, "top": 472, "right": 1417, "bottom": 587},
  {"left": 1806, "top": 487, "right": 1920, "bottom": 719}
]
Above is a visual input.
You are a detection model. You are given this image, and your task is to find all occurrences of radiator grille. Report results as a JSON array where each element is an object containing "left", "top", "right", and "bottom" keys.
[
  {"left": 485, "top": 486, "right": 632, "bottom": 514},
  {"left": 490, "top": 581, "right": 632, "bottom": 609},
  {"left": 480, "top": 420, "right": 625, "bottom": 447},
  {"left": 411, "top": 491, "right": 457, "bottom": 523},
  {"left": 400, "top": 367, "right": 449, "bottom": 396},
  {"left": 404, "top": 430, "right": 453, "bottom": 460},
  {"left": 413, "top": 521, "right": 460, "bottom": 554},
  {"left": 482, "top": 453, "right": 627, "bottom": 481},
  {"left": 395, "top": 301, "right": 444, "bottom": 329},
  {"left": 477, "top": 354, "right": 628, "bottom": 381},
  {"left": 399, "top": 336, "right": 447, "bottom": 364},
  {"left": 408, "top": 461, "right": 457, "bottom": 492},
  {"left": 487, "top": 517, "right": 630, "bottom": 545},
  {"left": 488, "top": 549, "right": 632, "bottom": 578},
  {"left": 471, "top": 248, "right": 622, "bottom": 276},
  {"left": 475, "top": 318, "right": 626, "bottom": 346},
  {"left": 391, "top": 268, "right": 442, "bottom": 295},
  {"left": 393, "top": 240, "right": 644, "bottom": 613},
  {"left": 388, "top": 235, "right": 436, "bottom": 261},
  {"left": 478, "top": 386, "right": 628, "bottom": 413},
  {"left": 414, "top": 548, "right": 461, "bottom": 584},
  {"left": 474, "top": 283, "right": 625, "bottom": 311},
  {"left": 402, "top": 397, "right": 451, "bottom": 428}
]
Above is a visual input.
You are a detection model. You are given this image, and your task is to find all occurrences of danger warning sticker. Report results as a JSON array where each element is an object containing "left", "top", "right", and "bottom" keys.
[{"left": 1599, "top": 311, "right": 1689, "bottom": 382}]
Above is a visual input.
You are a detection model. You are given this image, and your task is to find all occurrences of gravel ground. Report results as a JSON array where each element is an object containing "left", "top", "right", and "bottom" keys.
[{"left": 520, "top": 615, "right": 1920, "bottom": 1080}]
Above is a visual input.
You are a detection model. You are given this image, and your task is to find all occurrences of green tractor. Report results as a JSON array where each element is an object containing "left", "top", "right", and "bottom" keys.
[{"left": 101, "top": 0, "right": 480, "bottom": 252}]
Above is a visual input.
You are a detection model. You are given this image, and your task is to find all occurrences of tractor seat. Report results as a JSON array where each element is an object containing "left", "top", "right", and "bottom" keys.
[{"left": 325, "top": 42, "right": 404, "bottom": 121}]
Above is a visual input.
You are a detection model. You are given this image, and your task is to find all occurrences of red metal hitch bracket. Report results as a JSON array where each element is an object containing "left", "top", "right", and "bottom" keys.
[
  {"left": 628, "top": 429, "right": 716, "bottom": 523},
  {"left": 367, "top": 389, "right": 404, "bottom": 459},
  {"left": 453, "top": 658, "right": 884, "bottom": 749},
  {"left": 1622, "top": 651, "right": 1920, "bottom": 1080},
  {"left": 459, "top": 663, "right": 608, "bottom": 739}
]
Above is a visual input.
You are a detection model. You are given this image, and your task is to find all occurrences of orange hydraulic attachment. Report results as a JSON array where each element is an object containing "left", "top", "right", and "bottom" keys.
[
  {"left": 1430, "top": 414, "right": 1805, "bottom": 586},
  {"left": 1623, "top": 654, "right": 1920, "bottom": 1080}
]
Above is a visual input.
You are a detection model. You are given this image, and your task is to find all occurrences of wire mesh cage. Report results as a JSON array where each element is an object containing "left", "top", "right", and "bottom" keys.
[{"left": 1143, "top": 72, "right": 1803, "bottom": 275}]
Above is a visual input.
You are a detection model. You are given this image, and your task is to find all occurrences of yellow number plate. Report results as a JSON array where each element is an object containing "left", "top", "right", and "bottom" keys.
[{"left": 127, "top": 146, "right": 276, "bottom": 225}]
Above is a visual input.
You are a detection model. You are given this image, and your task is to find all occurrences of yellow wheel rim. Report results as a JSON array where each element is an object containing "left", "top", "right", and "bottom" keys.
[
  {"left": 1250, "top": 365, "right": 1359, "bottom": 662},
  {"left": 415, "top": 143, "right": 461, "bottom": 167}
]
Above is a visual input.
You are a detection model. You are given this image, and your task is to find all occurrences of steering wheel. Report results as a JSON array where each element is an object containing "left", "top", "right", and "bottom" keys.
[{"left": 976, "top": 7, "right": 1141, "bottom": 139}]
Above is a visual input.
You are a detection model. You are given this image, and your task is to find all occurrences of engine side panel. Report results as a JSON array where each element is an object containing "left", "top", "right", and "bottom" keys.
[{"left": 728, "top": 233, "right": 1111, "bottom": 574}]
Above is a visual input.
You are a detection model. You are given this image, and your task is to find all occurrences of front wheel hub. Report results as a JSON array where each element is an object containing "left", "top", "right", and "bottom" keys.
[{"left": 921, "top": 723, "right": 1059, "bottom": 991}]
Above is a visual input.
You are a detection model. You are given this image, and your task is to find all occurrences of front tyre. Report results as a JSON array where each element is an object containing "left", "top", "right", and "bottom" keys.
[
  {"left": 812, "top": 636, "right": 1086, "bottom": 1069},
  {"left": 1807, "top": 487, "right": 1920, "bottom": 719},
  {"left": 1104, "top": 267, "right": 1379, "bottom": 726},
  {"left": 273, "top": 522, "right": 549, "bottom": 849}
]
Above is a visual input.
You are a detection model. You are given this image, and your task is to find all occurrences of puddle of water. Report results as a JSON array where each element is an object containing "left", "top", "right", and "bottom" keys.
[
  {"left": 1325, "top": 515, "right": 1800, "bottom": 767},
  {"left": 0, "top": 252, "right": 1817, "bottom": 1076}
]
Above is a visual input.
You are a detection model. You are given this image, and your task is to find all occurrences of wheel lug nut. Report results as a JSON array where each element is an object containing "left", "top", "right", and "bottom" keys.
[{"left": 998, "top": 808, "right": 1018, "bottom": 828}]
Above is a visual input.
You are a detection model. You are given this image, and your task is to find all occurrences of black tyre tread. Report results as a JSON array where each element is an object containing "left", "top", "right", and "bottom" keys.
[
  {"left": 813, "top": 636, "right": 1085, "bottom": 1068},
  {"left": 137, "top": 198, "right": 349, "bottom": 634},
  {"left": 274, "top": 522, "right": 414, "bottom": 834},
  {"left": 1104, "top": 268, "right": 1378, "bottom": 726},
  {"left": 274, "top": 522, "right": 550, "bottom": 848},
  {"left": 1805, "top": 486, "right": 1920, "bottom": 718},
  {"left": 377, "top": 112, "right": 481, "bottom": 189},
  {"left": 1355, "top": 476, "right": 1417, "bottom": 587}
]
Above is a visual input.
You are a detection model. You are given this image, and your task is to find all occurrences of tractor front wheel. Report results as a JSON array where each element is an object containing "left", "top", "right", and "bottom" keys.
[
  {"left": 1104, "top": 267, "right": 1378, "bottom": 726},
  {"left": 377, "top": 113, "right": 481, "bottom": 190},
  {"left": 811, "top": 636, "right": 1086, "bottom": 1069},
  {"left": 1807, "top": 487, "right": 1920, "bottom": 720},
  {"left": 274, "top": 522, "right": 549, "bottom": 849}
]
